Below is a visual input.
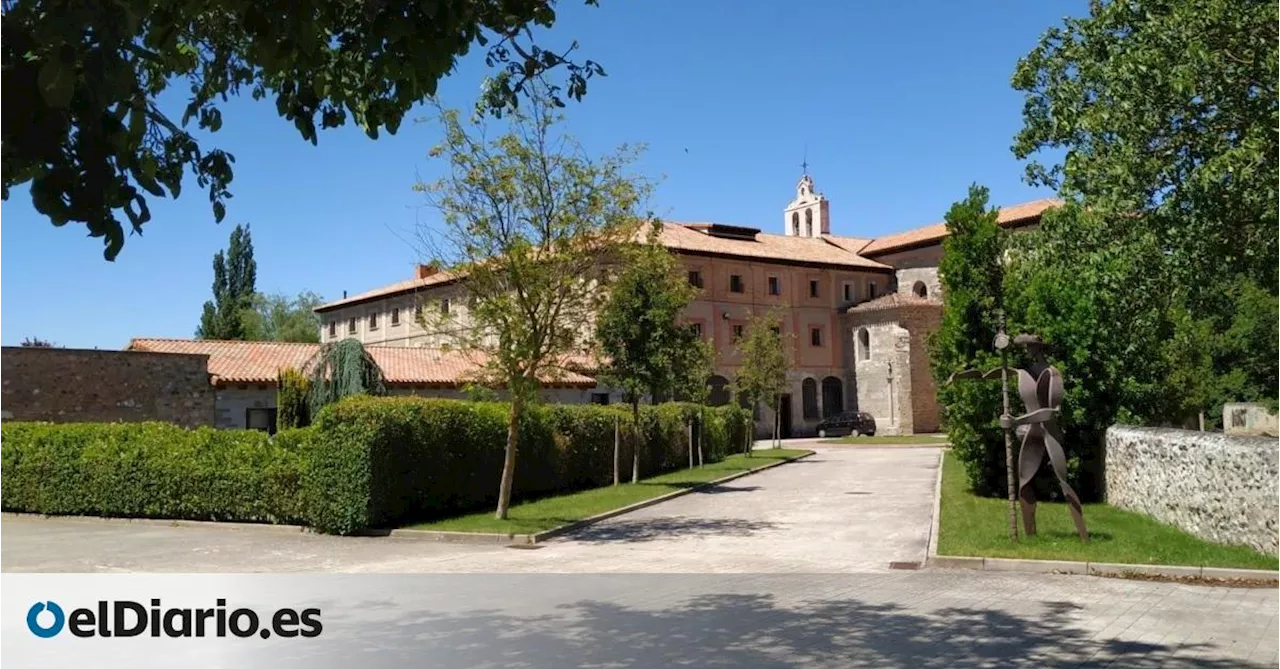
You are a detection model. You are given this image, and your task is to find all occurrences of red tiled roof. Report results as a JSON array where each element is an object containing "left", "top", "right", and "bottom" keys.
[
  {"left": 860, "top": 199, "right": 1062, "bottom": 256},
  {"left": 657, "top": 223, "right": 892, "bottom": 270},
  {"left": 845, "top": 292, "right": 941, "bottom": 314},
  {"left": 126, "top": 339, "right": 598, "bottom": 388},
  {"left": 314, "top": 270, "right": 462, "bottom": 313}
]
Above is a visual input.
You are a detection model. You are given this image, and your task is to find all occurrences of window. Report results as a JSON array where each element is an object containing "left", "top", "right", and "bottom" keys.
[
  {"left": 732, "top": 324, "right": 745, "bottom": 341},
  {"left": 858, "top": 328, "right": 871, "bottom": 361},
  {"left": 688, "top": 270, "right": 703, "bottom": 288},
  {"left": 809, "top": 280, "right": 819, "bottom": 298},
  {"left": 791, "top": 212, "right": 800, "bottom": 236},
  {"left": 590, "top": 393, "right": 611, "bottom": 406},
  {"left": 869, "top": 281, "right": 878, "bottom": 299},
  {"left": 770, "top": 326, "right": 781, "bottom": 337},
  {"left": 810, "top": 326, "right": 823, "bottom": 347},
  {"left": 391, "top": 307, "right": 401, "bottom": 325},
  {"left": 328, "top": 321, "right": 336, "bottom": 338},
  {"left": 440, "top": 299, "right": 450, "bottom": 315},
  {"left": 246, "top": 408, "right": 278, "bottom": 435},
  {"left": 843, "top": 283, "right": 854, "bottom": 302},
  {"left": 368, "top": 312, "right": 378, "bottom": 330},
  {"left": 729, "top": 274, "right": 744, "bottom": 293},
  {"left": 414, "top": 304, "right": 423, "bottom": 322},
  {"left": 805, "top": 208, "right": 813, "bottom": 236},
  {"left": 689, "top": 322, "right": 703, "bottom": 338},
  {"left": 347, "top": 318, "right": 357, "bottom": 334},
  {"left": 767, "top": 276, "right": 780, "bottom": 295},
  {"left": 912, "top": 281, "right": 928, "bottom": 298}
]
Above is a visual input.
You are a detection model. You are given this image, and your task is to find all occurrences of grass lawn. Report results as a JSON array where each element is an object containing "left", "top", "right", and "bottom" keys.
[
  {"left": 822, "top": 434, "right": 949, "bottom": 446},
  {"left": 410, "top": 449, "right": 811, "bottom": 535},
  {"left": 937, "top": 451, "right": 1279, "bottom": 570}
]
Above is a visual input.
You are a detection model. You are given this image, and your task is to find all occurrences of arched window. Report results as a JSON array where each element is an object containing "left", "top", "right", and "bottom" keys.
[
  {"left": 858, "top": 328, "right": 871, "bottom": 361},
  {"left": 821, "top": 377, "right": 844, "bottom": 417},
  {"left": 913, "top": 281, "right": 928, "bottom": 298},
  {"left": 805, "top": 208, "right": 813, "bottom": 236},
  {"left": 791, "top": 212, "right": 800, "bottom": 236},
  {"left": 801, "top": 378, "right": 819, "bottom": 420},
  {"left": 707, "top": 375, "right": 731, "bottom": 407}
]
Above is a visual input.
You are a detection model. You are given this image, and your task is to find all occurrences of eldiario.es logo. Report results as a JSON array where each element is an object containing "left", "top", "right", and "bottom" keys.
[{"left": 27, "top": 599, "right": 322, "bottom": 639}]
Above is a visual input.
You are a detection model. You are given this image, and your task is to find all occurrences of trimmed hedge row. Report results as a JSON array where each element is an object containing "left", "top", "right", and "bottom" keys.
[
  {"left": 0, "top": 422, "right": 311, "bottom": 524},
  {"left": 1, "top": 398, "right": 751, "bottom": 535},
  {"left": 305, "top": 397, "right": 751, "bottom": 534}
]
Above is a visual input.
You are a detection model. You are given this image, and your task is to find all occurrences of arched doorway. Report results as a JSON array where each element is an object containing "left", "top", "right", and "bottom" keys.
[
  {"left": 801, "top": 378, "right": 819, "bottom": 420},
  {"left": 707, "top": 375, "right": 731, "bottom": 407},
  {"left": 822, "top": 377, "right": 844, "bottom": 418}
]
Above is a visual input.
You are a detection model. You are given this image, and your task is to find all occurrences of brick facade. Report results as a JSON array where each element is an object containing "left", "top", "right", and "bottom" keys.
[{"left": 1, "top": 347, "right": 215, "bottom": 428}]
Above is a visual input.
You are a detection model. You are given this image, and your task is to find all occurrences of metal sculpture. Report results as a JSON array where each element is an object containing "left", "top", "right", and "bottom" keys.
[{"left": 948, "top": 324, "right": 1088, "bottom": 542}]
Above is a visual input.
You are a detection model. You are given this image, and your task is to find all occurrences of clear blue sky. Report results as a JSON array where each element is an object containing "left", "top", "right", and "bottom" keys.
[{"left": 1, "top": 1, "right": 1083, "bottom": 349}]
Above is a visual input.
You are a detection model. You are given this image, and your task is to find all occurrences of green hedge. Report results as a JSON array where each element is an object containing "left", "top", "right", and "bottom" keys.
[
  {"left": 1, "top": 422, "right": 311, "bottom": 524},
  {"left": 1, "top": 399, "right": 752, "bottom": 536},
  {"left": 305, "top": 397, "right": 751, "bottom": 534}
]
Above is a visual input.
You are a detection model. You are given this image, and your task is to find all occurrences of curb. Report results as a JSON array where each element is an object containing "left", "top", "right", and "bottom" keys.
[
  {"left": 924, "top": 448, "right": 945, "bottom": 561},
  {"left": 1, "top": 512, "right": 308, "bottom": 535},
  {"left": 393, "top": 450, "right": 817, "bottom": 545},
  {"left": 925, "top": 554, "right": 1278, "bottom": 583}
]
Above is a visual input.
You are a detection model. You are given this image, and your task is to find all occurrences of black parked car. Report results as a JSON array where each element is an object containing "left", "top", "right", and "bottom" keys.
[{"left": 815, "top": 411, "right": 877, "bottom": 438}]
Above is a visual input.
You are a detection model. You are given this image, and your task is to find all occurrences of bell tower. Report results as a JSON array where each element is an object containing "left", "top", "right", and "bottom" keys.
[{"left": 783, "top": 172, "right": 830, "bottom": 237}]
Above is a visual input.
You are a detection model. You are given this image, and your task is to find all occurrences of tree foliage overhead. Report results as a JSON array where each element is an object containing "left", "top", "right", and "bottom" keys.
[
  {"left": 1012, "top": 0, "right": 1278, "bottom": 290},
  {"left": 415, "top": 81, "right": 648, "bottom": 518},
  {"left": 1, "top": 0, "right": 606, "bottom": 260},
  {"left": 196, "top": 223, "right": 256, "bottom": 340}
]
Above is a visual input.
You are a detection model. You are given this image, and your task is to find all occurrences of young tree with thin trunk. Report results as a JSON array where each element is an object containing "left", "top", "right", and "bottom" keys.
[
  {"left": 595, "top": 226, "right": 712, "bottom": 484},
  {"left": 733, "top": 309, "right": 790, "bottom": 452},
  {"left": 416, "top": 83, "right": 647, "bottom": 519}
]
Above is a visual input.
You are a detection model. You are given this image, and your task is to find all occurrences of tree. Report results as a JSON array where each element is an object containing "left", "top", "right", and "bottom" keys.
[
  {"left": 305, "top": 338, "right": 385, "bottom": 417},
  {"left": 2, "top": 0, "right": 607, "bottom": 260},
  {"left": 1012, "top": 0, "right": 1278, "bottom": 305},
  {"left": 927, "top": 185, "right": 1016, "bottom": 535},
  {"left": 19, "top": 337, "right": 56, "bottom": 348},
  {"left": 733, "top": 309, "right": 790, "bottom": 451},
  {"left": 596, "top": 226, "right": 711, "bottom": 484},
  {"left": 196, "top": 223, "right": 256, "bottom": 340},
  {"left": 415, "top": 83, "right": 647, "bottom": 519},
  {"left": 277, "top": 367, "right": 312, "bottom": 430},
  {"left": 242, "top": 291, "right": 324, "bottom": 343}
]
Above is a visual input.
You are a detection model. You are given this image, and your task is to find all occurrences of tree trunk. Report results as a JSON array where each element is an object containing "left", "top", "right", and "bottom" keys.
[
  {"left": 697, "top": 410, "right": 704, "bottom": 467},
  {"left": 1198, "top": 411, "right": 1205, "bottom": 431},
  {"left": 631, "top": 399, "right": 641, "bottom": 484},
  {"left": 688, "top": 421, "right": 694, "bottom": 469},
  {"left": 495, "top": 393, "right": 523, "bottom": 520},
  {"left": 613, "top": 415, "right": 620, "bottom": 486},
  {"left": 773, "top": 395, "right": 781, "bottom": 449}
]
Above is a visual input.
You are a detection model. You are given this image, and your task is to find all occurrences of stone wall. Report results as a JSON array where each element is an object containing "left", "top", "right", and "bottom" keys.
[
  {"left": 1105, "top": 425, "right": 1279, "bottom": 556},
  {"left": 1, "top": 347, "right": 215, "bottom": 428}
]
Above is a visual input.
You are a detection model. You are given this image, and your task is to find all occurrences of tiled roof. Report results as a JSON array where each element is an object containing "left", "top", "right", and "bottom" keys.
[
  {"left": 845, "top": 293, "right": 942, "bottom": 314},
  {"left": 314, "top": 270, "right": 461, "bottom": 313},
  {"left": 657, "top": 223, "right": 893, "bottom": 270},
  {"left": 860, "top": 199, "right": 1062, "bottom": 256},
  {"left": 126, "top": 338, "right": 598, "bottom": 388}
]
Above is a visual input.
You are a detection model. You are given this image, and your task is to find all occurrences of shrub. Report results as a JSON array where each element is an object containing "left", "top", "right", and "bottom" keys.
[
  {"left": 1, "top": 422, "right": 307, "bottom": 524},
  {"left": 277, "top": 367, "right": 312, "bottom": 429},
  {"left": 304, "top": 396, "right": 743, "bottom": 535}
]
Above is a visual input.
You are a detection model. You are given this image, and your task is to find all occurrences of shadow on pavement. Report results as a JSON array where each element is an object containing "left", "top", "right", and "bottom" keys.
[
  {"left": 307, "top": 589, "right": 1265, "bottom": 669},
  {"left": 566, "top": 517, "right": 781, "bottom": 543}
]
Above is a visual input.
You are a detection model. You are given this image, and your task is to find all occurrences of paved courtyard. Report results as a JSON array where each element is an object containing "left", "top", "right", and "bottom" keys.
[{"left": 1, "top": 445, "right": 942, "bottom": 573}]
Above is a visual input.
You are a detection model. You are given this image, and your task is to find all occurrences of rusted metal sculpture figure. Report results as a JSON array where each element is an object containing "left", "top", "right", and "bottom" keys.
[{"left": 949, "top": 327, "right": 1089, "bottom": 542}]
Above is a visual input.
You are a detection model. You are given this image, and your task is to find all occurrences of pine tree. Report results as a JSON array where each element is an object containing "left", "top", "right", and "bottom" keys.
[{"left": 197, "top": 224, "right": 257, "bottom": 340}]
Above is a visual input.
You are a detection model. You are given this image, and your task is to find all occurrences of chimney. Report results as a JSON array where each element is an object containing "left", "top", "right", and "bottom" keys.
[{"left": 415, "top": 263, "right": 438, "bottom": 279}]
